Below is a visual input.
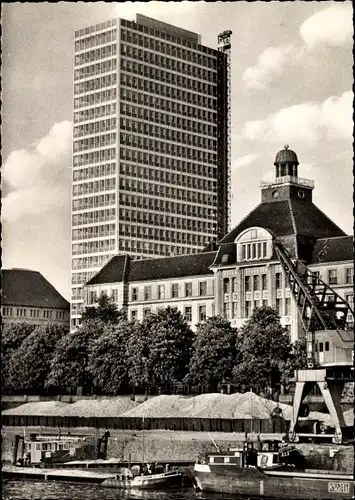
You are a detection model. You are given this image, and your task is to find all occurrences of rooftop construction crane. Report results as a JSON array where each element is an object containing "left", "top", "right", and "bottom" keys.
[
  {"left": 217, "top": 30, "right": 232, "bottom": 234},
  {"left": 274, "top": 241, "right": 354, "bottom": 444}
]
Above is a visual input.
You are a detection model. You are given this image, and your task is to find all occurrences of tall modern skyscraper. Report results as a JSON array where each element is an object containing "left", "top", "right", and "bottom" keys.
[{"left": 71, "top": 14, "right": 231, "bottom": 329}]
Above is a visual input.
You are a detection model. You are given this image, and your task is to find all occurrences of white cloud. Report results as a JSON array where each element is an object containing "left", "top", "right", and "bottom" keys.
[
  {"left": 2, "top": 121, "right": 72, "bottom": 222},
  {"left": 2, "top": 149, "right": 45, "bottom": 190},
  {"left": 320, "top": 91, "right": 353, "bottom": 139},
  {"left": 242, "top": 91, "right": 353, "bottom": 143},
  {"left": 300, "top": 4, "right": 353, "bottom": 48},
  {"left": 243, "top": 4, "right": 352, "bottom": 89},
  {"left": 242, "top": 44, "right": 298, "bottom": 90},
  {"left": 232, "top": 153, "right": 259, "bottom": 170},
  {"left": 2, "top": 185, "right": 69, "bottom": 223},
  {"left": 36, "top": 120, "right": 72, "bottom": 162},
  {"left": 260, "top": 169, "right": 274, "bottom": 183}
]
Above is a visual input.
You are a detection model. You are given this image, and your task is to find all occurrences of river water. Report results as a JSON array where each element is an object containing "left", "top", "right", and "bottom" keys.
[{"left": 3, "top": 481, "right": 263, "bottom": 500}]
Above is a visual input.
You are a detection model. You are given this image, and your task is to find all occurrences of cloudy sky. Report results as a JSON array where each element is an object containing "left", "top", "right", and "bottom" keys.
[{"left": 2, "top": 2, "right": 353, "bottom": 299}]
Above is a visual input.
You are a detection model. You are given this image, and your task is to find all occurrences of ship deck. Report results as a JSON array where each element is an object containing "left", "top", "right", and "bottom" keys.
[{"left": 2, "top": 464, "right": 115, "bottom": 483}]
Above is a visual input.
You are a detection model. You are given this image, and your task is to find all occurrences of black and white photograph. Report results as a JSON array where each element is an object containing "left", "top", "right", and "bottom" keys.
[{"left": 2, "top": 2, "right": 354, "bottom": 499}]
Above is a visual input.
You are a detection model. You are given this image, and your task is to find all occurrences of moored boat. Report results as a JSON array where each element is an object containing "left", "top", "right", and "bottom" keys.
[
  {"left": 11, "top": 430, "right": 110, "bottom": 466},
  {"left": 2, "top": 463, "right": 185, "bottom": 490},
  {"left": 194, "top": 439, "right": 354, "bottom": 499},
  {"left": 101, "top": 466, "right": 184, "bottom": 489},
  {"left": 5, "top": 431, "right": 187, "bottom": 490}
]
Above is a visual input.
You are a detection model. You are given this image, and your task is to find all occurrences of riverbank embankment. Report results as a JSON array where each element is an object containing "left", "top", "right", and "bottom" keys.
[{"left": 2, "top": 426, "right": 353, "bottom": 474}]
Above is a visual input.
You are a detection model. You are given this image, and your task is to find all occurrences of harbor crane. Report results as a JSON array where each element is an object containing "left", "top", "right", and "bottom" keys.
[{"left": 275, "top": 241, "right": 353, "bottom": 444}]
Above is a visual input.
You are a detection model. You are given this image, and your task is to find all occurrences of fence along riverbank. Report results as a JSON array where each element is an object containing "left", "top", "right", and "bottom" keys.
[{"left": 2, "top": 414, "right": 289, "bottom": 433}]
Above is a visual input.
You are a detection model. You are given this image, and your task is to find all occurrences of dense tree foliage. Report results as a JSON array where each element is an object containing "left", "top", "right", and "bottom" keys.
[
  {"left": 1, "top": 323, "right": 37, "bottom": 393},
  {"left": 147, "top": 307, "right": 194, "bottom": 387},
  {"left": 45, "top": 319, "right": 104, "bottom": 395},
  {"left": 2, "top": 306, "right": 307, "bottom": 397},
  {"left": 127, "top": 320, "right": 154, "bottom": 390},
  {"left": 127, "top": 307, "right": 194, "bottom": 391},
  {"left": 87, "top": 320, "right": 133, "bottom": 394},
  {"left": 280, "top": 338, "right": 308, "bottom": 391},
  {"left": 233, "top": 307, "right": 291, "bottom": 395},
  {"left": 2, "top": 322, "right": 37, "bottom": 351},
  {"left": 187, "top": 316, "right": 240, "bottom": 391},
  {"left": 81, "top": 293, "right": 125, "bottom": 324},
  {"left": 5, "top": 323, "right": 67, "bottom": 394}
]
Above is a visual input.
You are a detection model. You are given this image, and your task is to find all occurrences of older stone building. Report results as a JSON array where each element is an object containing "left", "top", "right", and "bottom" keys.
[
  {"left": 85, "top": 251, "right": 216, "bottom": 325},
  {"left": 2, "top": 269, "right": 70, "bottom": 328},
  {"left": 84, "top": 147, "right": 353, "bottom": 341}
]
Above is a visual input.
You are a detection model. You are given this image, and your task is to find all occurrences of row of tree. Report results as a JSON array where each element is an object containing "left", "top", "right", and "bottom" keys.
[{"left": 2, "top": 295, "right": 307, "bottom": 397}]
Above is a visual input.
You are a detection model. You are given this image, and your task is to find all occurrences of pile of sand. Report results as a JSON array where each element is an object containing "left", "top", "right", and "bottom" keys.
[
  {"left": 3, "top": 398, "right": 137, "bottom": 418},
  {"left": 308, "top": 407, "right": 354, "bottom": 427},
  {"left": 180, "top": 394, "right": 235, "bottom": 418},
  {"left": 67, "top": 398, "right": 138, "bottom": 417},
  {"left": 177, "top": 392, "right": 294, "bottom": 419},
  {"left": 174, "top": 392, "right": 280, "bottom": 419},
  {"left": 122, "top": 395, "right": 190, "bottom": 418},
  {"left": 3, "top": 394, "right": 353, "bottom": 425},
  {"left": 343, "top": 408, "right": 354, "bottom": 426},
  {"left": 3, "top": 401, "right": 71, "bottom": 416},
  {"left": 122, "top": 392, "right": 292, "bottom": 419},
  {"left": 123, "top": 393, "right": 353, "bottom": 424}
]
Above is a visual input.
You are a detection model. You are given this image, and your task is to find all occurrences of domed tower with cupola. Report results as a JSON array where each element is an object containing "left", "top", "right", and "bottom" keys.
[
  {"left": 275, "top": 144, "right": 299, "bottom": 177},
  {"left": 218, "top": 145, "right": 346, "bottom": 262},
  {"left": 261, "top": 145, "right": 314, "bottom": 204}
]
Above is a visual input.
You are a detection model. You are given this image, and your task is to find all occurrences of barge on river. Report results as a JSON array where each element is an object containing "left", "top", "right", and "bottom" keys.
[
  {"left": 4, "top": 431, "right": 186, "bottom": 490},
  {"left": 2, "top": 463, "right": 185, "bottom": 490},
  {"left": 194, "top": 440, "right": 354, "bottom": 499}
]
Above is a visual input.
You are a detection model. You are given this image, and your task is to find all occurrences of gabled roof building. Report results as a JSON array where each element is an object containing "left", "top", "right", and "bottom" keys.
[
  {"left": 84, "top": 147, "right": 353, "bottom": 341},
  {"left": 86, "top": 251, "right": 216, "bottom": 326},
  {"left": 2, "top": 269, "right": 70, "bottom": 327}
]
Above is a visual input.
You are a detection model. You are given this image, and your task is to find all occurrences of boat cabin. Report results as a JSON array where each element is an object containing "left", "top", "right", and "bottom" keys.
[
  {"left": 204, "top": 440, "right": 291, "bottom": 470},
  {"left": 313, "top": 330, "right": 353, "bottom": 367},
  {"left": 24, "top": 435, "right": 81, "bottom": 465},
  {"left": 256, "top": 449, "right": 281, "bottom": 469},
  {"left": 205, "top": 451, "right": 247, "bottom": 468}
]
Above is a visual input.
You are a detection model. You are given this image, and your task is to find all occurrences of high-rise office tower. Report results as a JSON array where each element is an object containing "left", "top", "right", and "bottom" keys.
[{"left": 71, "top": 14, "right": 231, "bottom": 329}]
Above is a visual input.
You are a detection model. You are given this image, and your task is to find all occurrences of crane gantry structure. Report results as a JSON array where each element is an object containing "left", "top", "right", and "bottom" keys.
[{"left": 275, "top": 241, "right": 354, "bottom": 444}]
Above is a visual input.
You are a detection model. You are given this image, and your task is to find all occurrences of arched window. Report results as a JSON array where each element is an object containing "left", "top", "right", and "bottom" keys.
[{"left": 235, "top": 227, "right": 273, "bottom": 262}]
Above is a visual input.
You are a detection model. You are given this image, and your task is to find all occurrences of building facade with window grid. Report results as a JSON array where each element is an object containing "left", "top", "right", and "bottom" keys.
[
  {"left": 85, "top": 252, "right": 215, "bottom": 328},
  {"left": 71, "top": 14, "right": 230, "bottom": 329},
  {"left": 84, "top": 240, "right": 353, "bottom": 341},
  {"left": 83, "top": 237, "right": 353, "bottom": 342}
]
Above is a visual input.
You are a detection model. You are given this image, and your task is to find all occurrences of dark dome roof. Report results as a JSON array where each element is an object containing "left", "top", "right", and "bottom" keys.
[{"left": 274, "top": 145, "right": 299, "bottom": 166}]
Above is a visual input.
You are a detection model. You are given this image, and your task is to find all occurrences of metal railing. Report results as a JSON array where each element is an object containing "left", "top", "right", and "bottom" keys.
[{"left": 260, "top": 176, "right": 314, "bottom": 188}]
